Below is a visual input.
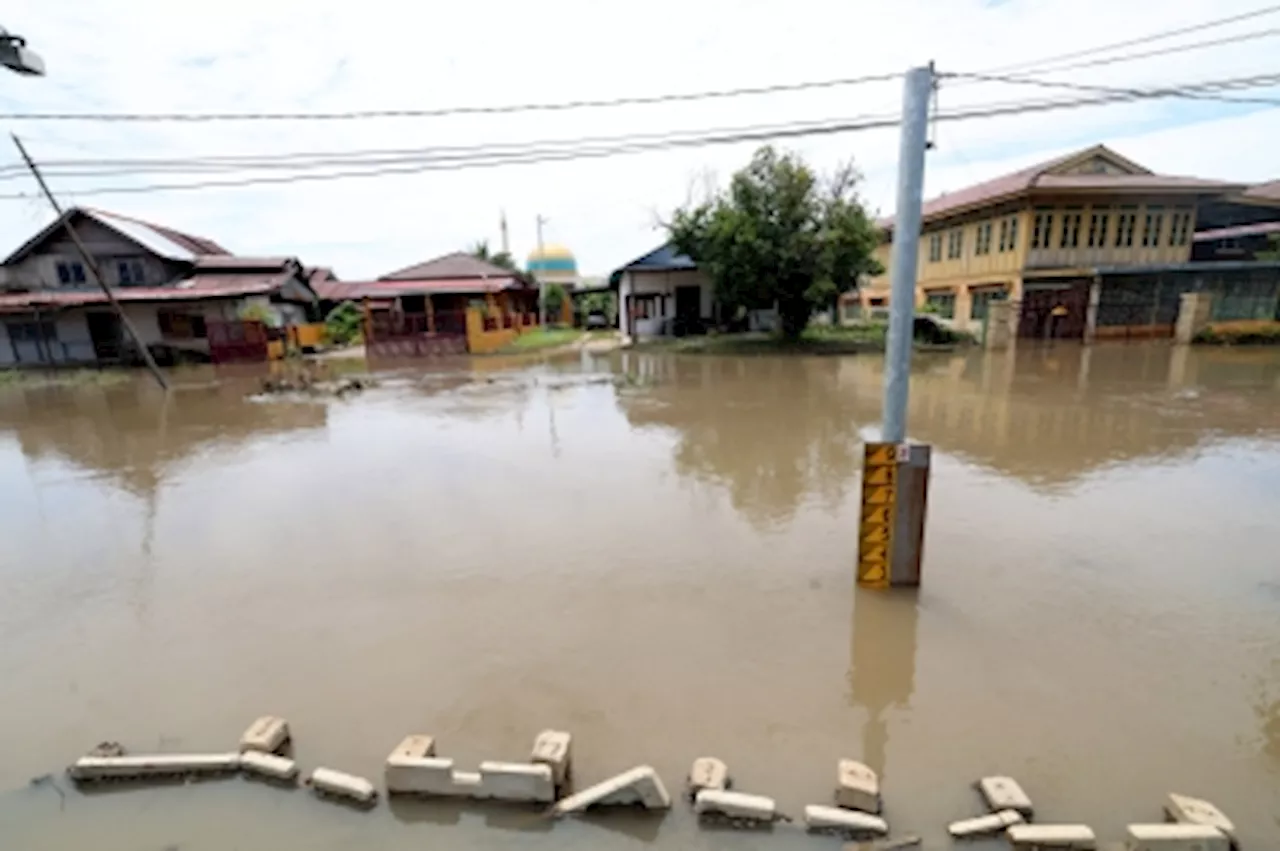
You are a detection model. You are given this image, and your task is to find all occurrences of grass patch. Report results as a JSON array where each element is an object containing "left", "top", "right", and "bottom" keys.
[
  {"left": 1194, "top": 321, "right": 1280, "bottom": 345},
  {"left": 633, "top": 320, "right": 973, "bottom": 355},
  {"left": 500, "top": 327, "right": 582, "bottom": 353}
]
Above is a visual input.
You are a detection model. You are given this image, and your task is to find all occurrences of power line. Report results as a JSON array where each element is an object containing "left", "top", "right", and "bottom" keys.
[
  {"left": 3, "top": 77, "right": 1271, "bottom": 200},
  {"left": 945, "top": 70, "right": 1280, "bottom": 106},
  {"left": 0, "top": 71, "right": 902, "bottom": 123},
  {"left": 979, "top": 3, "right": 1280, "bottom": 75},
  {"left": 1023, "top": 27, "right": 1280, "bottom": 75}
]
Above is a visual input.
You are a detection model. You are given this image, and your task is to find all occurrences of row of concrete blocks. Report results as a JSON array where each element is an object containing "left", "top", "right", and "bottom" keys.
[{"left": 946, "top": 775, "right": 1238, "bottom": 851}]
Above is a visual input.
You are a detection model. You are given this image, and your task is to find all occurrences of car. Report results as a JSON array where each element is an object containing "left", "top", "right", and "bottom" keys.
[{"left": 585, "top": 310, "right": 609, "bottom": 329}]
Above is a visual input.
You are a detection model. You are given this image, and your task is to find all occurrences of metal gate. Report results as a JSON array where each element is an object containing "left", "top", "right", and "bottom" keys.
[
  {"left": 207, "top": 320, "right": 269, "bottom": 363},
  {"left": 1018, "top": 281, "right": 1089, "bottom": 340}
]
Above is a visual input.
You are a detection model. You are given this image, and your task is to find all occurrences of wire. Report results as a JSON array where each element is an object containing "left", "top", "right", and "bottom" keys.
[
  {"left": 1022, "top": 27, "right": 1280, "bottom": 75},
  {"left": 979, "top": 4, "right": 1280, "bottom": 75},
  {"left": 0, "top": 71, "right": 902, "bottom": 123},
  {"left": 3, "top": 79, "right": 1269, "bottom": 200},
  {"left": 945, "top": 71, "right": 1280, "bottom": 106}
]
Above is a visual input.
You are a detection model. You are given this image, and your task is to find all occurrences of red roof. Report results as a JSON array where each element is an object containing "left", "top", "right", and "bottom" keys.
[
  {"left": 320, "top": 277, "right": 526, "bottom": 299},
  {"left": 379, "top": 251, "right": 516, "bottom": 281},
  {"left": 0, "top": 266, "right": 308, "bottom": 314},
  {"left": 84, "top": 207, "right": 230, "bottom": 255}
]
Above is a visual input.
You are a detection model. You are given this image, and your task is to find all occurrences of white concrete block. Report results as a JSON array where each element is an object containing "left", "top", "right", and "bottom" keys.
[
  {"left": 803, "top": 804, "right": 889, "bottom": 836},
  {"left": 1007, "top": 824, "right": 1097, "bottom": 849},
  {"left": 69, "top": 753, "right": 241, "bottom": 781},
  {"left": 835, "top": 759, "right": 881, "bottom": 813},
  {"left": 451, "top": 770, "right": 483, "bottom": 793},
  {"left": 551, "top": 765, "right": 672, "bottom": 815},
  {"left": 688, "top": 757, "right": 729, "bottom": 795},
  {"left": 1125, "top": 823, "right": 1229, "bottom": 851},
  {"left": 239, "top": 716, "right": 290, "bottom": 754},
  {"left": 389, "top": 734, "right": 436, "bottom": 760},
  {"left": 385, "top": 755, "right": 457, "bottom": 795},
  {"left": 309, "top": 767, "right": 377, "bottom": 805},
  {"left": 530, "top": 730, "right": 572, "bottom": 786},
  {"left": 477, "top": 761, "right": 556, "bottom": 803},
  {"left": 948, "top": 808, "right": 1024, "bottom": 838},
  {"left": 1165, "top": 794, "right": 1235, "bottom": 840},
  {"left": 694, "top": 789, "right": 776, "bottom": 822},
  {"left": 240, "top": 751, "right": 298, "bottom": 782},
  {"left": 978, "top": 775, "right": 1033, "bottom": 817}
]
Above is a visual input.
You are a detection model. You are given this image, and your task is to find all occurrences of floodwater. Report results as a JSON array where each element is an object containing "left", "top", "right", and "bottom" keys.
[{"left": 1, "top": 343, "right": 1278, "bottom": 851}]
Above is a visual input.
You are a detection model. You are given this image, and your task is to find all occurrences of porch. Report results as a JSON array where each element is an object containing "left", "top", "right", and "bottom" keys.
[{"left": 362, "top": 290, "right": 541, "bottom": 358}]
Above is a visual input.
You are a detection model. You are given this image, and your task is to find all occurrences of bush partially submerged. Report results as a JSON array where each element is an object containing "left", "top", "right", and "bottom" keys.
[{"left": 1194, "top": 322, "right": 1280, "bottom": 345}]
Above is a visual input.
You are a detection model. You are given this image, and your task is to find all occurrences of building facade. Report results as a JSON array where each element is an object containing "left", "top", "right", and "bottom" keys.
[
  {"left": 0, "top": 208, "right": 318, "bottom": 366},
  {"left": 854, "top": 145, "right": 1280, "bottom": 341}
]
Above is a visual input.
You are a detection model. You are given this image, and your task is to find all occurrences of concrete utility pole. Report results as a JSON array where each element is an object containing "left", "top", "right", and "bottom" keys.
[
  {"left": 12, "top": 135, "right": 169, "bottom": 390},
  {"left": 0, "top": 26, "right": 45, "bottom": 75},
  {"left": 881, "top": 64, "right": 933, "bottom": 443},
  {"left": 535, "top": 214, "right": 548, "bottom": 326},
  {"left": 855, "top": 64, "right": 934, "bottom": 590}
]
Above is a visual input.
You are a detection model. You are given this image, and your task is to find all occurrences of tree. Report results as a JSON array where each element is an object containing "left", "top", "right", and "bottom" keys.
[
  {"left": 469, "top": 239, "right": 517, "bottom": 272},
  {"left": 667, "top": 146, "right": 883, "bottom": 340},
  {"left": 544, "top": 282, "right": 568, "bottom": 322}
]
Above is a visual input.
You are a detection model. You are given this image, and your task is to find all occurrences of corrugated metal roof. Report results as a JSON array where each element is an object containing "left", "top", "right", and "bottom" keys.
[
  {"left": 1192, "top": 221, "right": 1280, "bottom": 242},
  {"left": 322, "top": 277, "right": 526, "bottom": 299},
  {"left": 379, "top": 251, "right": 517, "bottom": 281},
  {"left": 0, "top": 270, "right": 303, "bottom": 313},
  {"left": 1034, "top": 174, "right": 1242, "bottom": 192},
  {"left": 2, "top": 207, "right": 231, "bottom": 266}
]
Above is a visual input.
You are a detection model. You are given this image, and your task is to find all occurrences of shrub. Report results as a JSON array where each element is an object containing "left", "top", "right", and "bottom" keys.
[{"left": 324, "top": 301, "right": 364, "bottom": 346}]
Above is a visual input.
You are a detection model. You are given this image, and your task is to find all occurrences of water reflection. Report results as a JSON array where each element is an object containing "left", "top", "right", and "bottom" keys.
[
  {"left": 618, "top": 355, "right": 870, "bottom": 527},
  {"left": 847, "top": 588, "right": 918, "bottom": 783}
]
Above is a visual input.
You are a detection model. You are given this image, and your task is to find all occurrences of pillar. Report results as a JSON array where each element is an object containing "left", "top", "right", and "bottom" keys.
[
  {"left": 984, "top": 300, "right": 1014, "bottom": 350},
  {"left": 1083, "top": 277, "right": 1101, "bottom": 344},
  {"left": 1175, "top": 291, "right": 1214, "bottom": 344}
]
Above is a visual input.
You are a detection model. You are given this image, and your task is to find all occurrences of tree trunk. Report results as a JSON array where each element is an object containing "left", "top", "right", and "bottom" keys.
[{"left": 777, "top": 298, "right": 811, "bottom": 341}]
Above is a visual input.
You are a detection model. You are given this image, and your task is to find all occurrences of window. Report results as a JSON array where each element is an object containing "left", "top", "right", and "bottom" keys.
[
  {"left": 1087, "top": 211, "right": 1110, "bottom": 248},
  {"left": 1169, "top": 210, "right": 1193, "bottom": 246},
  {"left": 1059, "top": 210, "right": 1082, "bottom": 248},
  {"left": 56, "top": 260, "right": 86, "bottom": 285},
  {"left": 116, "top": 258, "right": 146, "bottom": 285},
  {"left": 927, "top": 232, "right": 943, "bottom": 263},
  {"left": 1032, "top": 210, "right": 1054, "bottom": 249},
  {"left": 947, "top": 229, "right": 964, "bottom": 259},
  {"left": 631, "top": 294, "right": 662, "bottom": 320},
  {"left": 997, "top": 216, "right": 1019, "bottom": 252},
  {"left": 5, "top": 320, "right": 57, "bottom": 342},
  {"left": 1142, "top": 207, "right": 1165, "bottom": 247},
  {"left": 1115, "top": 209, "right": 1137, "bottom": 247},
  {"left": 975, "top": 221, "right": 993, "bottom": 255},
  {"left": 970, "top": 287, "right": 1006, "bottom": 321},
  {"left": 157, "top": 310, "right": 208, "bottom": 340},
  {"left": 925, "top": 291, "right": 955, "bottom": 319}
]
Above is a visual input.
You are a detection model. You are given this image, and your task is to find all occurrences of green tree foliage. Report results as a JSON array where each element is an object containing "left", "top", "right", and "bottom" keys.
[
  {"left": 668, "top": 146, "right": 882, "bottom": 339},
  {"left": 544, "top": 282, "right": 568, "bottom": 321},
  {"left": 324, "top": 300, "right": 364, "bottom": 345},
  {"left": 469, "top": 239, "right": 517, "bottom": 272}
]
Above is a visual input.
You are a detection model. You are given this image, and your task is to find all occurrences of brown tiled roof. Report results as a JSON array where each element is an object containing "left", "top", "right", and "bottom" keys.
[
  {"left": 328, "top": 277, "right": 526, "bottom": 298},
  {"left": 881, "top": 144, "right": 1235, "bottom": 232},
  {"left": 1244, "top": 180, "right": 1280, "bottom": 201},
  {"left": 379, "top": 251, "right": 517, "bottom": 281}
]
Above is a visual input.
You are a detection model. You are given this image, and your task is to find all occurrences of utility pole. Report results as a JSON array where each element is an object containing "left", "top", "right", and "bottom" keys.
[
  {"left": 881, "top": 64, "right": 932, "bottom": 444},
  {"left": 855, "top": 65, "right": 934, "bottom": 590},
  {"left": 535, "top": 214, "right": 548, "bottom": 326},
  {"left": 0, "top": 26, "right": 45, "bottom": 75},
  {"left": 12, "top": 135, "right": 169, "bottom": 390}
]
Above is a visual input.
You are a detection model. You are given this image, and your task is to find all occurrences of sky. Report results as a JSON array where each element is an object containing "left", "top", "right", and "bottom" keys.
[{"left": 1, "top": 0, "right": 1278, "bottom": 279}]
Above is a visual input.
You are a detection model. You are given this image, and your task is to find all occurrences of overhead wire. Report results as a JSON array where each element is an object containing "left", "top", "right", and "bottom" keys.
[
  {"left": 3, "top": 73, "right": 1275, "bottom": 200},
  {"left": 944, "top": 70, "right": 1280, "bottom": 106}
]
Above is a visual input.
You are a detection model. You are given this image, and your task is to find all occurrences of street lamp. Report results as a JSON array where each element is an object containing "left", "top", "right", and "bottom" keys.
[{"left": 0, "top": 26, "right": 45, "bottom": 76}]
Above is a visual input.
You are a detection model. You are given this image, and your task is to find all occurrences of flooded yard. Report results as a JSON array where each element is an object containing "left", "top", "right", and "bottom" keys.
[{"left": 1, "top": 343, "right": 1277, "bottom": 850}]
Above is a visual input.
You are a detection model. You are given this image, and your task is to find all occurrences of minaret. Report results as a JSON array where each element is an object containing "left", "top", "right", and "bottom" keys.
[{"left": 500, "top": 210, "right": 510, "bottom": 257}]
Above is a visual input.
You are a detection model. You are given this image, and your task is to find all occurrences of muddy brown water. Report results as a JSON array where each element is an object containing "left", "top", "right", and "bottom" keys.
[{"left": 1, "top": 343, "right": 1277, "bottom": 851}]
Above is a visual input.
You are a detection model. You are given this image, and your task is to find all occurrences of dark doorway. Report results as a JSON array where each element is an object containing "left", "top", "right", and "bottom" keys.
[
  {"left": 673, "top": 285, "right": 702, "bottom": 336},
  {"left": 1018, "top": 281, "right": 1089, "bottom": 340},
  {"left": 86, "top": 312, "right": 123, "bottom": 361}
]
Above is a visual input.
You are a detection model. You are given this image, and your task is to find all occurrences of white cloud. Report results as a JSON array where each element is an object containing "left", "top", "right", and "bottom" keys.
[{"left": 1, "top": 0, "right": 1278, "bottom": 278}]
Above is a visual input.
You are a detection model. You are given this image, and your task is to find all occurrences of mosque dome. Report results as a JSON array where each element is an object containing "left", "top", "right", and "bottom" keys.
[{"left": 526, "top": 243, "right": 578, "bottom": 275}]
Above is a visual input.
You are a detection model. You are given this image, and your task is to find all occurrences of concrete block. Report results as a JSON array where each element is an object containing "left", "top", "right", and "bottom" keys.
[
  {"left": 385, "top": 755, "right": 457, "bottom": 796},
  {"left": 1007, "top": 824, "right": 1096, "bottom": 849},
  {"left": 978, "top": 775, "right": 1033, "bottom": 817},
  {"left": 530, "top": 730, "right": 572, "bottom": 786},
  {"left": 69, "top": 753, "right": 241, "bottom": 781},
  {"left": 803, "top": 804, "right": 889, "bottom": 836},
  {"left": 688, "top": 757, "right": 729, "bottom": 795},
  {"left": 835, "top": 759, "right": 880, "bottom": 813},
  {"left": 451, "top": 770, "right": 483, "bottom": 793},
  {"left": 551, "top": 765, "right": 671, "bottom": 815},
  {"left": 308, "top": 767, "right": 377, "bottom": 806},
  {"left": 948, "top": 809, "right": 1024, "bottom": 838},
  {"left": 239, "top": 716, "right": 290, "bottom": 754},
  {"left": 1165, "top": 794, "right": 1235, "bottom": 840},
  {"left": 694, "top": 789, "right": 776, "bottom": 822},
  {"left": 389, "top": 734, "right": 436, "bottom": 760},
  {"left": 477, "top": 761, "right": 556, "bottom": 803},
  {"left": 240, "top": 751, "right": 298, "bottom": 782},
  {"left": 1125, "top": 823, "right": 1229, "bottom": 851}
]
